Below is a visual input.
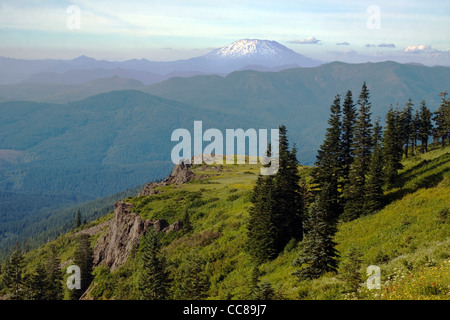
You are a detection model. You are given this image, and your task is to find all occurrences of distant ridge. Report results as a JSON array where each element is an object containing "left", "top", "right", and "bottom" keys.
[{"left": 0, "top": 39, "right": 322, "bottom": 85}]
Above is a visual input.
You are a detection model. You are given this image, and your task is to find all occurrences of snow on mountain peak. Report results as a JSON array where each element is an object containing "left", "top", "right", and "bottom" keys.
[{"left": 210, "top": 39, "right": 294, "bottom": 59}]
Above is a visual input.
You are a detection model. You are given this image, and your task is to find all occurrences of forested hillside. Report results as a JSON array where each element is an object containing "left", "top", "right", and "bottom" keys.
[{"left": 1, "top": 84, "right": 448, "bottom": 300}]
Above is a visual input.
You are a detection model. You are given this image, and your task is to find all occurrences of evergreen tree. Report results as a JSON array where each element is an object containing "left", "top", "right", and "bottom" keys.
[
  {"left": 293, "top": 195, "right": 338, "bottom": 280},
  {"left": 418, "top": 100, "right": 433, "bottom": 153},
  {"left": 272, "top": 125, "right": 303, "bottom": 253},
  {"left": 315, "top": 94, "right": 343, "bottom": 219},
  {"left": 340, "top": 90, "right": 356, "bottom": 191},
  {"left": 181, "top": 208, "right": 193, "bottom": 234},
  {"left": 339, "top": 247, "right": 363, "bottom": 293},
  {"left": 253, "top": 281, "right": 275, "bottom": 300},
  {"left": 1, "top": 247, "right": 25, "bottom": 299},
  {"left": 76, "top": 210, "right": 82, "bottom": 228},
  {"left": 411, "top": 109, "right": 421, "bottom": 156},
  {"left": 21, "top": 273, "right": 34, "bottom": 300},
  {"left": 382, "top": 107, "right": 404, "bottom": 188},
  {"left": 138, "top": 228, "right": 170, "bottom": 300},
  {"left": 434, "top": 91, "right": 450, "bottom": 147},
  {"left": 342, "top": 82, "right": 373, "bottom": 221},
  {"left": 246, "top": 174, "right": 277, "bottom": 263},
  {"left": 70, "top": 234, "right": 93, "bottom": 300},
  {"left": 400, "top": 99, "right": 413, "bottom": 157},
  {"left": 45, "top": 244, "right": 63, "bottom": 300},
  {"left": 249, "top": 266, "right": 261, "bottom": 299},
  {"left": 178, "top": 253, "right": 210, "bottom": 299},
  {"left": 364, "top": 119, "right": 384, "bottom": 214},
  {"left": 27, "top": 264, "right": 48, "bottom": 300}
]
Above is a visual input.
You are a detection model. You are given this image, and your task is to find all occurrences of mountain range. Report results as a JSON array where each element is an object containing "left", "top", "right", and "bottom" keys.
[
  {"left": 0, "top": 40, "right": 449, "bottom": 261},
  {"left": 0, "top": 39, "right": 321, "bottom": 85}
]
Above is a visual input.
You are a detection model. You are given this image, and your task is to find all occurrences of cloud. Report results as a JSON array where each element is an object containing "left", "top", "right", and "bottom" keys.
[
  {"left": 336, "top": 41, "right": 350, "bottom": 46},
  {"left": 402, "top": 44, "right": 438, "bottom": 54},
  {"left": 365, "top": 44, "right": 376, "bottom": 48},
  {"left": 378, "top": 43, "right": 396, "bottom": 48},
  {"left": 342, "top": 49, "right": 358, "bottom": 55},
  {"left": 288, "top": 36, "right": 321, "bottom": 44}
]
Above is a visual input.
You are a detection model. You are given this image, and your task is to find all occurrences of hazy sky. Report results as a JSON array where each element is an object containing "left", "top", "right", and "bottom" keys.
[{"left": 0, "top": 0, "right": 449, "bottom": 63}]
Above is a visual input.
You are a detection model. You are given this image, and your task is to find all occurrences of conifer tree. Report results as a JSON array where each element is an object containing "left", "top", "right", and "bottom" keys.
[
  {"left": 400, "top": 99, "right": 413, "bottom": 157},
  {"left": 45, "top": 244, "right": 63, "bottom": 300},
  {"left": 28, "top": 264, "right": 48, "bottom": 300},
  {"left": 340, "top": 90, "right": 356, "bottom": 190},
  {"left": 293, "top": 194, "right": 338, "bottom": 280},
  {"left": 178, "top": 252, "right": 210, "bottom": 299},
  {"left": 339, "top": 247, "right": 363, "bottom": 293},
  {"left": 382, "top": 107, "right": 404, "bottom": 188},
  {"left": 253, "top": 281, "right": 275, "bottom": 300},
  {"left": 272, "top": 125, "right": 303, "bottom": 253},
  {"left": 364, "top": 119, "right": 384, "bottom": 214},
  {"left": 418, "top": 100, "right": 433, "bottom": 153},
  {"left": 76, "top": 210, "right": 82, "bottom": 228},
  {"left": 70, "top": 234, "right": 93, "bottom": 300},
  {"left": 342, "top": 82, "right": 373, "bottom": 221},
  {"left": 1, "top": 247, "right": 25, "bottom": 299},
  {"left": 249, "top": 266, "right": 261, "bottom": 299},
  {"left": 181, "top": 208, "right": 193, "bottom": 234},
  {"left": 138, "top": 228, "right": 170, "bottom": 300},
  {"left": 411, "top": 110, "right": 420, "bottom": 155},
  {"left": 434, "top": 91, "right": 450, "bottom": 146},
  {"left": 315, "top": 94, "right": 342, "bottom": 219},
  {"left": 246, "top": 174, "right": 277, "bottom": 263}
]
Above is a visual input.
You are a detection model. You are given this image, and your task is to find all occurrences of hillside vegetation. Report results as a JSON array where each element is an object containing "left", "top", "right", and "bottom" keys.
[{"left": 6, "top": 145, "right": 449, "bottom": 300}]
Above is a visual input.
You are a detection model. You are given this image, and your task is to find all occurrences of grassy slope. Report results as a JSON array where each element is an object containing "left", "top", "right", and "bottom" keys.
[{"left": 16, "top": 147, "right": 450, "bottom": 300}]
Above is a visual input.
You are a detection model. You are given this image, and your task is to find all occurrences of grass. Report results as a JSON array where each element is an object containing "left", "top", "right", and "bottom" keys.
[{"left": 7, "top": 146, "right": 450, "bottom": 300}]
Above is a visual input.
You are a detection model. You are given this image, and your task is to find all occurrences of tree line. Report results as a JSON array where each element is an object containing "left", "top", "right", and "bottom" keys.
[
  {"left": 0, "top": 234, "right": 93, "bottom": 300},
  {"left": 246, "top": 83, "right": 450, "bottom": 284}
]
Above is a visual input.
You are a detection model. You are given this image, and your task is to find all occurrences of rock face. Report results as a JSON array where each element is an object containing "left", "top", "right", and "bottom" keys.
[
  {"left": 140, "top": 162, "right": 195, "bottom": 196},
  {"left": 93, "top": 201, "right": 182, "bottom": 271}
]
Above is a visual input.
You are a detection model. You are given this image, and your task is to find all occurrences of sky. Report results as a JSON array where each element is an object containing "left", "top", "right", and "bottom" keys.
[{"left": 0, "top": 0, "right": 449, "bottom": 64}]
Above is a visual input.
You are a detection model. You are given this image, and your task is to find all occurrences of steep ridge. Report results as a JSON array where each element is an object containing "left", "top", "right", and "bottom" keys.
[{"left": 3, "top": 146, "right": 449, "bottom": 300}]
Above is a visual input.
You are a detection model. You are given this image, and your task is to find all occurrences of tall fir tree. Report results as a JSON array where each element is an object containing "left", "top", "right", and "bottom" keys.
[
  {"left": 138, "top": 228, "right": 170, "bottom": 300},
  {"left": 338, "top": 247, "right": 363, "bottom": 293},
  {"left": 75, "top": 210, "right": 82, "bottom": 228},
  {"left": 315, "top": 94, "right": 343, "bottom": 219},
  {"left": 342, "top": 82, "right": 373, "bottom": 221},
  {"left": 400, "top": 99, "right": 413, "bottom": 157},
  {"left": 434, "top": 92, "right": 450, "bottom": 147},
  {"left": 70, "top": 234, "right": 93, "bottom": 300},
  {"left": 178, "top": 252, "right": 210, "bottom": 299},
  {"left": 382, "top": 107, "right": 404, "bottom": 188},
  {"left": 411, "top": 109, "right": 421, "bottom": 156},
  {"left": 45, "top": 244, "right": 63, "bottom": 300},
  {"left": 246, "top": 174, "right": 277, "bottom": 264},
  {"left": 27, "top": 264, "right": 48, "bottom": 300},
  {"left": 364, "top": 118, "right": 384, "bottom": 214},
  {"left": 340, "top": 90, "right": 356, "bottom": 190},
  {"left": 292, "top": 194, "right": 339, "bottom": 280},
  {"left": 1, "top": 247, "right": 25, "bottom": 299},
  {"left": 418, "top": 100, "right": 433, "bottom": 153},
  {"left": 272, "top": 125, "right": 303, "bottom": 253}
]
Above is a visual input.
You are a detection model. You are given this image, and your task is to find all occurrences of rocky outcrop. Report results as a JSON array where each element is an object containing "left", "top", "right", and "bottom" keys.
[
  {"left": 93, "top": 201, "right": 182, "bottom": 271},
  {"left": 140, "top": 162, "right": 195, "bottom": 196}
]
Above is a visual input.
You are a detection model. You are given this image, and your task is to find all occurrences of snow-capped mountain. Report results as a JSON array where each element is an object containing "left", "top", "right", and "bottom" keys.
[
  {"left": 201, "top": 39, "right": 322, "bottom": 69},
  {"left": 210, "top": 39, "right": 290, "bottom": 58}
]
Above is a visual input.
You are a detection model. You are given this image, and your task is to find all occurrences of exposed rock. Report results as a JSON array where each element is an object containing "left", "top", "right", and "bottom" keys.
[
  {"left": 73, "top": 220, "right": 111, "bottom": 237},
  {"left": 162, "top": 220, "right": 183, "bottom": 233},
  {"left": 93, "top": 201, "right": 182, "bottom": 271},
  {"left": 140, "top": 162, "right": 195, "bottom": 196}
]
